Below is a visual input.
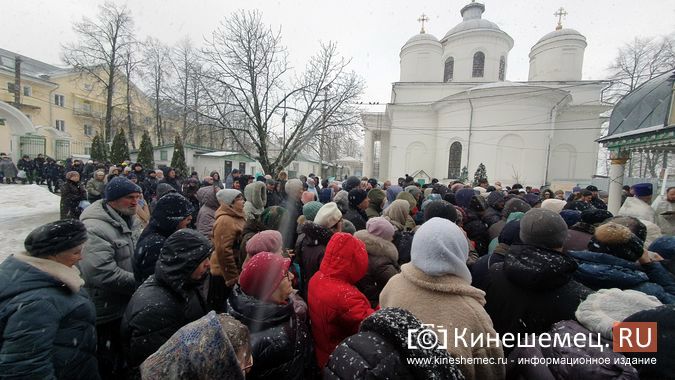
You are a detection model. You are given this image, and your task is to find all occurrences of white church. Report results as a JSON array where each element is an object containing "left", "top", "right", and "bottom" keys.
[{"left": 361, "top": 1, "right": 611, "bottom": 186}]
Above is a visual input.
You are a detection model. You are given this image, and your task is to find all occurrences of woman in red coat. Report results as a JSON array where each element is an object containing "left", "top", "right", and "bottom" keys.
[{"left": 308, "top": 232, "right": 375, "bottom": 368}]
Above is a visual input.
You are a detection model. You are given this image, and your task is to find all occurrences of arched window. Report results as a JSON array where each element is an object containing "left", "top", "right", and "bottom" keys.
[
  {"left": 444, "top": 57, "right": 454, "bottom": 82},
  {"left": 448, "top": 141, "right": 462, "bottom": 178},
  {"left": 498, "top": 56, "right": 506, "bottom": 81},
  {"left": 472, "top": 51, "right": 485, "bottom": 78}
]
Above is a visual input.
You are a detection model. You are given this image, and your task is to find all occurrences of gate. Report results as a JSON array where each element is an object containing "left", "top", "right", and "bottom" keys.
[
  {"left": 55, "top": 140, "right": 71, "bottom": 161},
  {"left": 19, "top": 135, "right": 46, "bottom": 158}
]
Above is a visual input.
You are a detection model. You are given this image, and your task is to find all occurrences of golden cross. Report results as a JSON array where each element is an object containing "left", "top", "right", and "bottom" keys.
[
  {"left": 554, "top": 7, "right": 568, "bottom": 30},
  {"left": 417, "top": 13, "right": 430, "bottom": 33}
]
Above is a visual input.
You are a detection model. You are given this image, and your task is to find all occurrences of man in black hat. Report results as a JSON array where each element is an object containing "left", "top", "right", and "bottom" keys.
[{"left": 586, "top": 185, "right": 607, "bottom": 210}]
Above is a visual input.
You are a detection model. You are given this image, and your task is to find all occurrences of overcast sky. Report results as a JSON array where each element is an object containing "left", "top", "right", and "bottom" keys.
[{"left": 4, "top": 0, "right": 675, "bottom": 103}]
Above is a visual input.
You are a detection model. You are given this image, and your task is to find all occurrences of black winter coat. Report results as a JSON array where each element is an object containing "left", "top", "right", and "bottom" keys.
[
  {"left": 0, "top": 256, "right": 99, "bottom": 380},
  {"left": 227, "top": 287, "right": 313, "bottom": 380},
  {"left": 393, "top": 230, "right": 414, "bottom": 265},
  {"left": 295, "top": 222, "right": 333, "bottom": 300},
  {"left": 485, "top": 244, "right": 593, "bottom": 339},
  {"left": 324, "top": 307, "right": 464, "bottom": 380},
  {"left": 344, "top": 206, "right": 367, "bottom": 231},
  {"left": 121, "top": 231, "right": 210, "bottom": 369},
  {"left": 60, "top": 179, "right": 86, "bottom": 219},
  {"left": 132, "top": 193, "right": 195, "bottom": 283}
]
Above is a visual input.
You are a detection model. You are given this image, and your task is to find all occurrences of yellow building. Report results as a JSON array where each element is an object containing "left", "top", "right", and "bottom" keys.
[{"left": 0, "top": 47, "right": 155, "bottom": 161}]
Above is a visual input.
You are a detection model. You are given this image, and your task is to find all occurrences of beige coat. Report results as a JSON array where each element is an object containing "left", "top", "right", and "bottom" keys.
[
  {"left": 211, "top": 204, "right": 246, "bottom": 286},
  {"left": 379, "top": 263, "right": 505, "bottom": 380}
]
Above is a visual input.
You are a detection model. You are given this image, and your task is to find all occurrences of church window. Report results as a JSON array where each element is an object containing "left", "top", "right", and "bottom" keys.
[
  {"left": 448, "top": 142, "right": 462, "bottom": 178},
  {"left": 444, "top": 57, "right": 454, "bottom": 82},
  {"left": 498, "top": 56, "right": 506, "bottom": 81},
  {"left": 472, "top": 51, "right": 485, "bottom": 78}
]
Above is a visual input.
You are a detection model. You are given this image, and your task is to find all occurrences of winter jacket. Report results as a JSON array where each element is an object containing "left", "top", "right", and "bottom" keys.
[
  {"left": 562, "top": 224, "right": 594, "bottom": 254},
  {"left": 243, "top": 181, "right": 267, "bottom": 221},
  {"left": 132, "top": 194, "right": 195, "bottom": 283},
  {"left": 281, "top": 198, "right": 303, "bottom": 249},
  {"left": 506, "top": 320, "right": 638, "bottom": 380},
  {"left": 195, "top": 185, "right": 220, "bottom": 238},
  {"left": 0, "top": 157, "right": 18, "bottom": 177},
  {"left": 308, "top": 233, "right": 375, "bottom": 368},
  {"left": 227, "top": 287, "right": 313, "bottom": 380},
  {"left": 325, "top": 307, "right": 465, "bottom": 380},
  {"left": 393, "top": 230, "right": 415, "bottom": 265},
  {"left": 568, "top": 250, "right": 675, "bottom": 304},
  {"left": 354, "top": 229, "right": 400, "bottom": 308},
  {"left": 294, "top": 222, "right": 333, "bottom": 299},
  {"left": 365, "top": 202, "right": 383, "bottom": 219},
  {"left": 344, "top": 206, "right": 368, "bottom": 231},
  {"left": 79, "top": 200, "right": 138, "bottom": 324},
  {"left": 86, "top": 177, "right": 106, "bottom": 202},
  {"left": 485, "top": 245, "right": 593, "bottom": 338},
  {"left": 380, "top": 263, "right": 505, "bottom": 380},
  {"left": 266, "top": 190, "right": 281, "bottom": 207},
  {"left": 60, "top": 179, "right": 86, "bottom": 219},
  {"left": 0, "top": 255, "right": 99, "bottom": 380},
  {"left": 121, "top": 230, "right": 211, "bottom": 368},
  {"left": 319, "top": 187, "right": 333, "bottom": 203},
  {"left": 159, "top": 176, "right": 181, "bottom": 194},
  {"left": 211, "top": 204, "right": 246, "bottom": 286},
  {"left": 140, "top": 311, "right": 245, "bottom": 380},
  {"left": 141, "top": 177, "right": 158, "bottom": 202},
  {"left": 470, "top": 245, "right": 507, "bottom": 291},
  {"left": 17, "top": 158, "right": 35, "bottom": 175}
]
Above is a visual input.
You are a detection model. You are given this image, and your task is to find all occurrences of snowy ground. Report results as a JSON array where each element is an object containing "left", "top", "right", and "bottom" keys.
[{"left": 0, "top": 184, "right": 60, "bottom": 262}]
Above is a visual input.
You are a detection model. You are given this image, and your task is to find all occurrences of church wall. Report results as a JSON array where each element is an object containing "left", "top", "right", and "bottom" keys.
[
  {"left": 442, "top": 33, "right": 511, "bottom": 82},
  {"left": 400, "top": 43, "right": 443, "bottom": 82},
  {"left": 387, "top": 109, "right": 437, "bottom": 181},
  {"left": 550, "top": 106, "right": 604, "bottom": 182}
]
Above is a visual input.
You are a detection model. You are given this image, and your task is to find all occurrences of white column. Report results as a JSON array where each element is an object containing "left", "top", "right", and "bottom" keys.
[
  {"left": 10, "top": 134, "right": 22, "bottom": 162},
  {"left": 363, "top": 129, "right": 374, "bottom": 178},
  {"left": 608, "top": 156, "right": 629, "bottom": 215}
]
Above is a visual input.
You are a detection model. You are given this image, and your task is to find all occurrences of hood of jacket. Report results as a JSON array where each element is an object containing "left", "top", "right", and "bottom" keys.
[
  {"left": 301, "top": 222, "right": 334, "bottom": 247},
  {"left": 0, "top": 255, "right": 83, "bottom": 302},
  {"left": 486, "top": 191, "right": 505, "bottom": 209},
  {"left": 503, "top": 244, "right": 578, "bottom": 290},
  {"left": 227, "top": 285, "right": 293, "bottom": 332},
  {"left": 155, "top": 229, "right": 212, "bottom": 297},
  {"left": 147, "top": 193, "right": 195, "bottom": 236},
  {"left": 319, "top": 232, "right": 369, "bottom": 284},
  {"left": 354, "top": 229, "right": 398, "bottom": 263},
  {"left": 568, "top": 250, "right": 649, "bottom": 289},
  {"left": 244, "top": 181, "right": 267, "bottom": 210},
  {"left": 196, "top": 185, "right": 220, "bottom": 209}
]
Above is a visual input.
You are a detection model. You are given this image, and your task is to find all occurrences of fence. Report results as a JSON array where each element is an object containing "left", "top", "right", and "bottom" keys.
[{"left": 19, "top": 135, "right": 45, "bottom": 158}]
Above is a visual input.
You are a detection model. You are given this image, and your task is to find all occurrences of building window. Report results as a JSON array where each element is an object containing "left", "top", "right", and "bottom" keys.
[
  {"left": 444, "top": 57, "right": 454, "bottom": 82},
  {"left": 23, "top": 86, "right": 32, "bottom": 97},
  {"left": 448, "top": 141, "right": 462, "bottom": 178},
  {"left": 55, "top": 120, "right": 65, "bottom": 132},
  {"left": 498, "top": 56, "right": 506, "bottom": 81},
  {"left": 84, "top": 146, "right": 92, "bottom": 155},
  {"left": 160, "top": 150, "right": 168, "bottom": 160},
  {"left": 84, "top": 124, "right": 93, "bottom": 136},
  {"left": 7, "top": 82, "right": 16, "bottom": 93},
  {"left": 84, "top": 83, "right": 93, "bottom": 91},
  {"left": 54, "top": 94, "right": 65, "bottom": 107},
  {"left": 472, "top": 51, "right": 485, "bottom": 78}
]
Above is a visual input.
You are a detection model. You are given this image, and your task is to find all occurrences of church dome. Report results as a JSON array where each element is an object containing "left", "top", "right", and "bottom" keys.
[
  {"left": 535, "top": 28, "right": 584, "bottom": 44},
  {"left": 442, "top": 2, "right": 507, "bottom": 40},
  {"left": 403, "top": 32, "right": 440, "bottom": 48}
]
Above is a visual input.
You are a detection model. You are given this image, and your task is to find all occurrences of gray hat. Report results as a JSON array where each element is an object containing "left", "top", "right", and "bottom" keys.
[{"left": 519, "top": 208, "right": 568, "bottom": 249}]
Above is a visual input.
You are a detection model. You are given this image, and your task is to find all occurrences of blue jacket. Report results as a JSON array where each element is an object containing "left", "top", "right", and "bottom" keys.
[
  {"left": 0, "top": 256, "right": 99, "bottom": 379},
  {"left": 569, "top": 250, "right": 675, "bottom": 304}
]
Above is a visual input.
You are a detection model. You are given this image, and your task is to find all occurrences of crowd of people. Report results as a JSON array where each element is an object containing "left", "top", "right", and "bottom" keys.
[{"left": 1, "top": 163, "right": 674, "bottom": 379}]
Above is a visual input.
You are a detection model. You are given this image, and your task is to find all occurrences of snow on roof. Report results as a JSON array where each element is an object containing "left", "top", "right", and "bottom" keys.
[
  {"left": 198, "top": 151, "right": 242, "bottom": 157},
  {"left": 0, "top": 184, "right": 61, "bottom": 262}
]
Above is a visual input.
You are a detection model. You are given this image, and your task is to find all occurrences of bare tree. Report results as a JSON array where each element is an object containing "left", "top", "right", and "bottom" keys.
[
  {"left": 122, "top": 48, "right": 141, "bottom": 149},
  {"left": 200, "top": 10, "right": 363, "bottom": 176},
  {"left": 62, "top": 2, "right": 135, "bottom": 142},
  {"left": 606, "top": 34, "right": 675, "bottom": 103},
  {"left": 140, "top": 37, "right": 171, "bottom": 145}
]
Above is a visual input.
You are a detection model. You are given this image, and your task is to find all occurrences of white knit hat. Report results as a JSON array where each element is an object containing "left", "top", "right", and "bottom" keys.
[
  {"left": 314, "top": 202, "right": 342, "bottom": 228},
  {"left": 575, "top": 288, "right": 662, "bottom": 339}
]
